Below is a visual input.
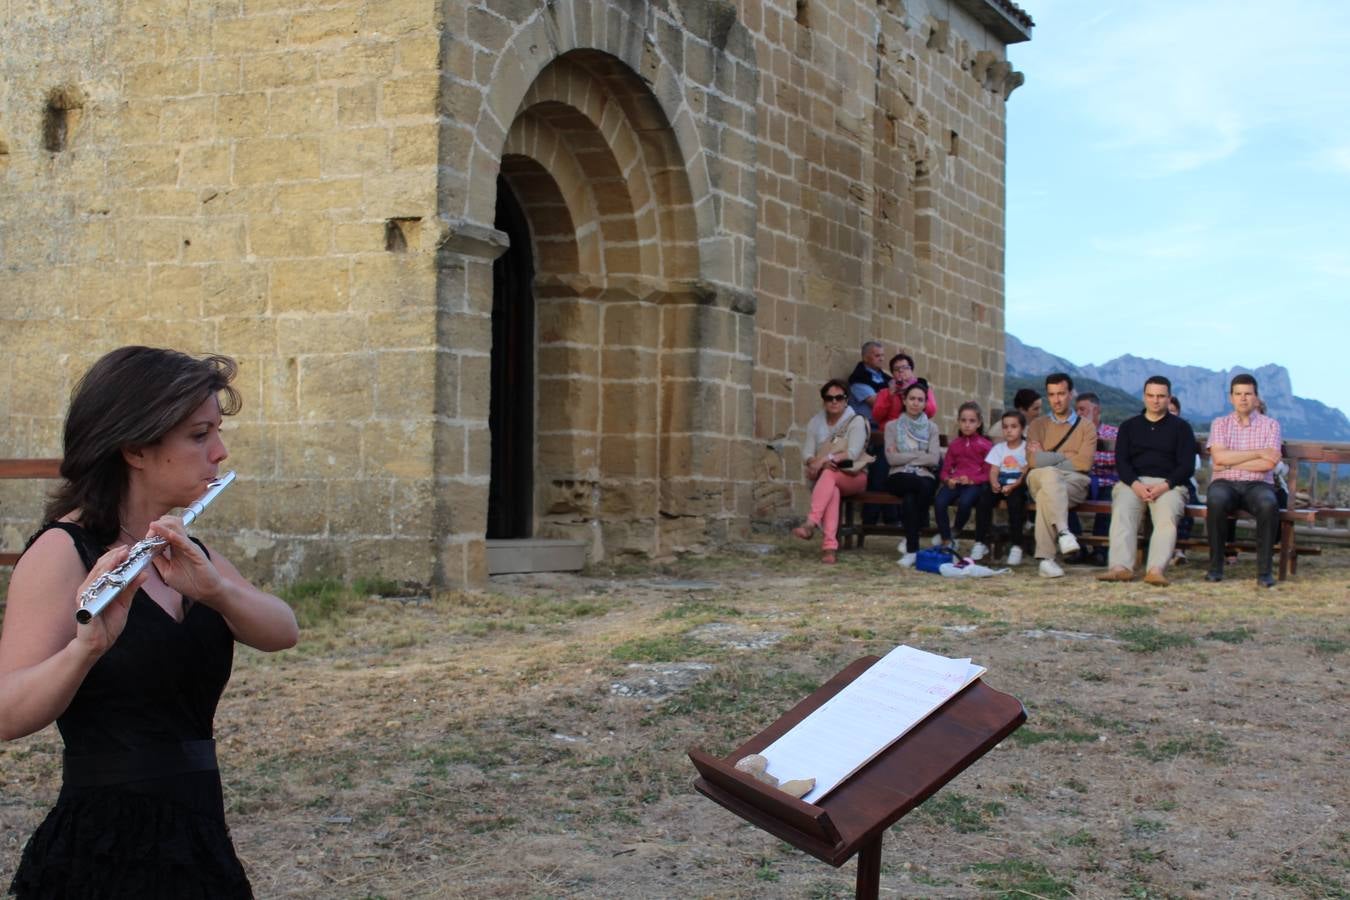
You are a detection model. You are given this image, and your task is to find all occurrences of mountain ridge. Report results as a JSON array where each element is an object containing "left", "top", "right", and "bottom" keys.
[{"left": 1005, "top": 335, "right": 1350, "bottom": 441}]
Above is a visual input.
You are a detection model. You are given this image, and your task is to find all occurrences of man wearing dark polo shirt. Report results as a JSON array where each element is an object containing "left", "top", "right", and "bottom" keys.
[{"left": 1097, "top": 376, "right": 1196, "bottom": 586}]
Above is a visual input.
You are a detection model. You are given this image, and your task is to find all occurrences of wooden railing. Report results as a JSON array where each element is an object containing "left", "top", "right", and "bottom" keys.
[{"left": 0, "top": 459, "right": 62, "bottom": 566}]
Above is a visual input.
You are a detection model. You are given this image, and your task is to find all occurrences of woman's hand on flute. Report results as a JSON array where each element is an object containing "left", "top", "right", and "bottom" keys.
[
  {"left": 148, "top": 516, "right": 227, "bottom": 604},
  {"left": 73, "top": 546, "right": 140, "bottom": 657},
  {"left": 148, "top": 517, "right": 299, "bottom": 651}
]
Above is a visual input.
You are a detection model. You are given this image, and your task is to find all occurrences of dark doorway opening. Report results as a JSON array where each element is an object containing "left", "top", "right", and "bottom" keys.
[{"left": 487, "top": 177, "right": 535, "bottom": 539}]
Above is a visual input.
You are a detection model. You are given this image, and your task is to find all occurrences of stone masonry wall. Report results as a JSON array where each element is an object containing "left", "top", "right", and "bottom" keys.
[
  {"left": 0, "top": 0, "right": 1023, "bottom": 584},
  {"left": 0, "top": 1, "right": 448, "bottom": 583},
  {"left": 748, "top": 0, "right": 1018, "bottom": 518}
]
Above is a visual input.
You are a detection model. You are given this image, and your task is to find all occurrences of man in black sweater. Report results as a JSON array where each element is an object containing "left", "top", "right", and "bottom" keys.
[{"left": 1096, "top": 376, "right": 1197, "bottom": 586}]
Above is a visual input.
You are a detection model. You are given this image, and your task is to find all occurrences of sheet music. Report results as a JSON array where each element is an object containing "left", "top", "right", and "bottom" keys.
[{"left": 759, "top": 645, "right": 985, "bottom": 804}]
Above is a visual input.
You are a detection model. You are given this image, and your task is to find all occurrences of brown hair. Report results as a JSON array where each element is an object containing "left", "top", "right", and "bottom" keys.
[
  {"left": 44, "top": 347, "right": 241, "bottom": 548},
  {"left": 953, "top": 401, "right": 985, "bottom": 437},
  {"left": 819, "top": 378, "right": 850, "bottom": 400}
]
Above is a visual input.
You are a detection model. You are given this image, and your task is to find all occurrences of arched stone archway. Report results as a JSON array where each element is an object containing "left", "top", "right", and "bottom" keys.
[{"left": 433, "top": 0, "right": 761, "bottom": 580}]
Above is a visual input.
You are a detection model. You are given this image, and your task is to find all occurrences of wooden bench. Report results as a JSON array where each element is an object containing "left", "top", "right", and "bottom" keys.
[
  {"left": 839, "top": 437, "right": 1338, "bottom": 581},
  {"left": 0, "top": 459, "right": 62, "bottom": 567}
]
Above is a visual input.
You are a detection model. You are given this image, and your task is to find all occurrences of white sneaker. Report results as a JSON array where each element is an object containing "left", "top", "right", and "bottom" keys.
[
  {"left": 970, "top": 542, "right": 989, "bottom": 561},
  {"left": 1039, "top": 558, "right": 1065, "bottom": 578},
  {"left": 1057, "top": 531, "right": 1080, "bottom": 555},
  {"left": 930, "top": 534, "right": 943, "bottom": 547},
  {"left": 896, "top": 538, "right": 907, "bottom": 555},
  {"left": 898, "top": 552, "right": 917, "bottom": 568},
  {"left": 1007, "top": 546, "right": 1023, "bottom": 566}
]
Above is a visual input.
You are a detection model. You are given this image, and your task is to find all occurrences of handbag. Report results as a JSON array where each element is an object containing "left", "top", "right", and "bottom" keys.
[
  {"left": 824, "top": 414, "right": 874, "bottom": 473},
  {"left": 915, "top": 545, "right": 955, "bottom": 574}
]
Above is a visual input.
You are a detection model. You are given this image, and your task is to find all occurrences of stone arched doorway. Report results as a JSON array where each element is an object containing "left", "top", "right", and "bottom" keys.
[
  {"left": 433, "top": 0, "right": 760, "bottom": 584},
  {"left": 488, "top": 49, "right": 704, "bottom": 565}
]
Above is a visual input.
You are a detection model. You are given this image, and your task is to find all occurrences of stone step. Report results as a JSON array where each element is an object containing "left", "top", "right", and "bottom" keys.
[{"left": 486, "top": 538, "right": 587, "bottom": 575}]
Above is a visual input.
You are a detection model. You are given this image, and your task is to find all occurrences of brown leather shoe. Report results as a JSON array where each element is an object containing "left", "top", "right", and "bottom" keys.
[
  {"left": 792, "top": 522, "right": 817, "bottom": 541},
  {"left": 821, "top": 550, "right": 837, "bottom": 564},
  {"left": 1143, "top": 569, "right": 1170, "bottom": 587},
  {"left": 1096, "top": 567, "right": 1134, "bottom": 582}
]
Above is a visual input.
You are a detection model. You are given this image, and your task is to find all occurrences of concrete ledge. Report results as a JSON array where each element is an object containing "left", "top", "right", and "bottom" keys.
[{"left": 486, "top": 539, "right": 587, "bottom": 575}]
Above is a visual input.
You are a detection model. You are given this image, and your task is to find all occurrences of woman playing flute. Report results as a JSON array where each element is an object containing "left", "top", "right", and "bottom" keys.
[{"left": 1, "top": 346, "right": 298, "bottom": 899}]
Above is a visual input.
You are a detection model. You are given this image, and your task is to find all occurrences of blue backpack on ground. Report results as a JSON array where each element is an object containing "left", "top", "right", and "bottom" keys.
[{"left": 915, "top": 545, "right": 955, "bottom": 574}]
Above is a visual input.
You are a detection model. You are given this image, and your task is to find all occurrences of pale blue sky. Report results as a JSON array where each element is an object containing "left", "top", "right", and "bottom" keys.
[{"left": 1005, "top": 0, "right": 1350, "bottom": 415}]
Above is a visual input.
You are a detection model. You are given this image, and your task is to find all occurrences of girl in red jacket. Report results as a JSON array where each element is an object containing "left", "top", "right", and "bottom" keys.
[{"left": 933, "top": 402, "right": 993, "bottom": 559}]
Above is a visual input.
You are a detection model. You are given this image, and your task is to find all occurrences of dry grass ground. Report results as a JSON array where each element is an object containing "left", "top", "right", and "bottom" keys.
[{"left": 2, "top": 539, "right": 1347, "bottom": 899}]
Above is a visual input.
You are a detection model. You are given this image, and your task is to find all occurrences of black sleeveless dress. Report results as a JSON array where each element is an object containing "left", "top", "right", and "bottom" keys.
[{"left": 9, "top": 523, "right": 253, "bottom": 899}]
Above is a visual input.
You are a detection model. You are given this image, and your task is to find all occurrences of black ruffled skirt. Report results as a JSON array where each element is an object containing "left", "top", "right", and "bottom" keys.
[{"left": 9, "top": 773, "right": 252, "bottom": 899}]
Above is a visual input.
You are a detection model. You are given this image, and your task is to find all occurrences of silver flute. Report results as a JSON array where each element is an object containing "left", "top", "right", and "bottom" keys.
[{"left": 75, "top": 471, "right": 237, "bottom": 624}]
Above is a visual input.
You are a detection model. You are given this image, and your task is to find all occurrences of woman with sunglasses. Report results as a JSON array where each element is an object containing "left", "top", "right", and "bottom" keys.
[{"left": 792, "top": 379, "right": 870, "bottom": 563}]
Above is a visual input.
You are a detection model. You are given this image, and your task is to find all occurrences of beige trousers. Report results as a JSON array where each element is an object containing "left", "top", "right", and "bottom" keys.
[
  {"left": 1108, "top": 477, "right": 1188, "bottom": 573},
  {"left": 1027, "top": 467, "right": 1090, "bottom": 559}
]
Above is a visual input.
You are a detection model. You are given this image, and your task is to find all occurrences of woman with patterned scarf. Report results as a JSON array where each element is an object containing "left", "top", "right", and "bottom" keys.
[{"left": 885, "top": 382, "right": 941, "bottom": 567}]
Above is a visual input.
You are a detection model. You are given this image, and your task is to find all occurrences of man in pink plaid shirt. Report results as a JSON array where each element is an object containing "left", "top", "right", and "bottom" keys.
[{"left": 1205, "top": 373, "right": 1283, "bottom": 587}]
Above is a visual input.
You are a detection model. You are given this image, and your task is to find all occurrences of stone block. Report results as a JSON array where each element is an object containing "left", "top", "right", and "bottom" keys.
[
  {"left": 433, "top": 420, "right": 466, "bottom": 476},
  {"left": 368, "top": 0, "right": 437, "bottom": 37},
  {"left": 319, "top": 126, "right": 390, "bottom": 175},
  {"left": 277, "top": 179, "right": 364, "bottom": 213},
  {"left": 243, "top": 52, "right": 318, "bottom": 91},
  {"left": 351, "top": 252, "right": 429, "bottom": 311},
  {"left": 391, "top": 124, "right": 438, "bottom": 168},
  {"left": 267, "top": 87, "right": 338, "bottom": 135},
  {"left": 276, "top": 315, "right": 366, "bottom": 355},
  {"left": 364, "top": 419, "right": 436, "bottom": 478},
  {"left": 271, "top": 417, "right": 361, "bottom": 481},
  {"left": 437, "top": 311, "right": 490, "bottom": 356},
  {"left": 348, "top": 536, "right": 436, "bottom": 583},
  {"left": 126, "top": 60, "right": 200, "bottom": 97},
  {"left": 202, "top": 262, "right": 269, "bottom": 317},
  {"left": 249, "top": 216, "right": 331, "bottom": 259},
  {"left": 538, "top": 375, "right": 599, "bottom": 434},
  {"left": 269, "top": 258, "right": 348, "bottom": 312},
  {"left": 182, "top": 219, "right": 248, "bottom": 263},
  {"left": 370, "top": 309, "right": 435, "bottom": 350},
  {"left": 212, "top": 14, "right": 289, "bottom": 54},
  {"left": 375, "top": 349, "right": 436, "bottom": 419},
  {"left": 537, "top": 296, "right": 600, "bottom": 345},
  {"left": 147, "top": 265, "right": 205, "bottom": 318},
  {"left": 233, "top": 138, "right": 321, "bottom": 184},
  {"left": 327, "top": 478, "right": 395, "bottom": 534},
  {"left": 257, "top": 479, "right": 330, "bottom": 535},
  {"left": 297, "top": 354, "right": 376, "bottom": 422},
  {"left": 160, "top": 97, "right": 216, "bottom": 142},
  {"left": 332, "top": 85, "right": 378, "bottom": 128},
  {"left": 289, "top": 7, "right": 361, "bottom": 45},
  {"left": 393, "top": 477, "right": 437, "bottom": 537},
  {"left": 600, "top": 434, "right": 657, "bottom": 478},
  {"left": 536, "top": 433, "right": 598, "bottom": 479},
  {"left": 601, "top": 381, "right": 656, "bottom": 434},
  {"left": 380, "top": 73, "right": 439, "bottom": 118},
  {"left": 179, "top": 145, "right": 231, "bottom": 188},
  {"left": 600, "top": 346, "right": 656, "bottom": 382}
]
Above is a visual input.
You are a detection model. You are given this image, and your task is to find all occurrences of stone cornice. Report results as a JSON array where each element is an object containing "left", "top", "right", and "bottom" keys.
[{"left": 952, "top": 0, "right": 1034, "bottom": 44}]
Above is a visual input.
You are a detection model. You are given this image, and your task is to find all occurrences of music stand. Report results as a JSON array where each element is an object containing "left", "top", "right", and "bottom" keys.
[{"left": 689, "top": 655, "right": 1025, "bottom": 900}]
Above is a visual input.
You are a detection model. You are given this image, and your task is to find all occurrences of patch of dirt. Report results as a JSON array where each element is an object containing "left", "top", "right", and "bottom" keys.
[{"left": 1, "top": 540, "right": 1347, "bottom": 898}]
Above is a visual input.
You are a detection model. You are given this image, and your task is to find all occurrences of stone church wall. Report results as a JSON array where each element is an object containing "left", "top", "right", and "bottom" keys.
[{"left": 0, "top": 0, "right": 1026, "bottom": 585}]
